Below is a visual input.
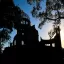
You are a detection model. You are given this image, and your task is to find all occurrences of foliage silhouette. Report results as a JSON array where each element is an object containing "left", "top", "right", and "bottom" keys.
[
  {"left": 0, "top": 0, "right": 29, "bottom": 53},
  {"left": 27, "top": 0, "right": 64, "bottom": 27},
  {"left": 0, "top": 0, "right": 33, "bottom": 53},
  {"left": 27, "top": 0, "right": 64, "bottom": 38},
  {"left": 0, "top": 28, "right": 11, "bottom": 53}
]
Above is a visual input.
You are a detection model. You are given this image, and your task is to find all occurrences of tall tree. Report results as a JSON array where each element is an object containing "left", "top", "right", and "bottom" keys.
[
  {"left": 27, "top": 0, "right": 64, "bottom": 38},
  {"left": 0, "top": 0, "right": 30, "bottom": 53},
  {"left": 0, "top": 0, "right": 22, "bottom": 53}
]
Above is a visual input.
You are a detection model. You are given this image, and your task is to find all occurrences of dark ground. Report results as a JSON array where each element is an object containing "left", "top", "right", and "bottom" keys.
[{"left": 1, "top": 44, "right": 63, "bottom": 64}]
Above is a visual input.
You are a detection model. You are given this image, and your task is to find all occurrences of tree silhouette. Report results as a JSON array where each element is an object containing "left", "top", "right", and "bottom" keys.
[
  {"left": 0, "top": 0, "right": 31, "bottom": 53},
  {"left": 27, "top": 0, "right": 64, "bottom": 37},
  {"left": 0, "top": 28, "right": 11, "bottom": 53},
  {"left": 27, "top": 0, "right": 42, "bottom": 17},
  {"left": 0, "top": 0, "right": 23, "bottom": 53}
]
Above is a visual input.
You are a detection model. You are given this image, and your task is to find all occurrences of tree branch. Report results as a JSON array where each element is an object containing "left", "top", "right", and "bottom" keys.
[{"left": 45, "top": 16, "right": 64, "bottom": 21}]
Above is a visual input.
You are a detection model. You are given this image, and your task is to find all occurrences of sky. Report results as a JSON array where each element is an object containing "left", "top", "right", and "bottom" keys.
[{"left": 4, "top": 0, "right": 64, "bottom": 48}]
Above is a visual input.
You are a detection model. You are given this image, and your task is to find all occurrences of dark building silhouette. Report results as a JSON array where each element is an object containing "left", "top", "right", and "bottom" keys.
[
  {"left": 40, "top": 26, "right": 62, "bottom": 63},
  {"left": 13, "top": 17, "right": 39, "bottom": 46},
  {"left": 40, "top": 26, "right": 61, "bottom": 49}
]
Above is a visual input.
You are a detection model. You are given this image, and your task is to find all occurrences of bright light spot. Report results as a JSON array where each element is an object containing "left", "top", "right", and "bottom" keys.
[
  {"left": 52, "top": 43, "right": 55, "bottom": 47},
  {"left": 60, "top": 19, "right": 64, "bottom": 48},
  {"left": 45, "top": 44, "right": 50, "bottom": 46},
  {"left": 22, "top": 41, "right": 24, "bottom": 45},
  {"left": 60, "top": 30, "right": 64, "bottom": 48}
]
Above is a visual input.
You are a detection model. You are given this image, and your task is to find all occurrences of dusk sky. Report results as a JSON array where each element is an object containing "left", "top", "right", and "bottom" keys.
[{"left": 4, "top": 0, "right": 64, "bottom": 48}]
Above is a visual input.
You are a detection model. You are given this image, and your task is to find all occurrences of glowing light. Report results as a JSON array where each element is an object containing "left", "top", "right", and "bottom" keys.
[
  {"left": 60, "top": 30, "right": 64, "bottom": 48},
  {"left": 60, "top": 19, "right": 64, "bottom": 48}
]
